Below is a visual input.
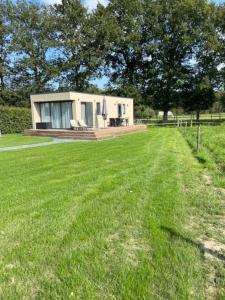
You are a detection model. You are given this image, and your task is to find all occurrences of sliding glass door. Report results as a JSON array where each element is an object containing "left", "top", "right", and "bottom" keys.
[
  {"left": 81, "top": 102, "right": 93, "bottom": 127},
  {"left": 40, "top": 101, "right": 72, "bottom": 129},
  {"left": 61, "top": 102, "right": 72, "bottom": 128},
  {"left": 50, "top": 103, "right": 61, "bottom": 128}
]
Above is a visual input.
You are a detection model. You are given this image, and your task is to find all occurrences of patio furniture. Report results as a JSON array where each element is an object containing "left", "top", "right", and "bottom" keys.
[
  {"left": 36, "top": 122, "right": 52, "bottom": 129},
  {"left": 78, "top": 120, "right": 88, "bottom": 128},
  {"left": 78, "top": 120, "right": 95, "bottom": 131},
  {"left": 70, "top": 120, "right": 82, "bottom": 130},
  {"left": 109, "top": 118, "right": 124, "bottom": 127}
]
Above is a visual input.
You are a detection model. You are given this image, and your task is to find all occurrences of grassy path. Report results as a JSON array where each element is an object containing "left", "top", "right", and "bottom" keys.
[{"left": 0, "top": 128, "right": 224, "bottom": 299}]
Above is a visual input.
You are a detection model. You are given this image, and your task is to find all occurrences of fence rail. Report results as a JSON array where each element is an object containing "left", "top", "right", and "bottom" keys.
[
  {"left": 135, "top": 120, "right": 225, "bottom": 127},
  {"left": 135, "top": 115, "right": 225, "bottom": 126},
  {"left": 135, "top": 113, "right": 225, "bottom": 124}
]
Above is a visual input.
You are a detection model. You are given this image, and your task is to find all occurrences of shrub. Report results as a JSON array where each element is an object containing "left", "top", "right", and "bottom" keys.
[
  {"left": 134, "top": 105, "right": 156, "bottom": 119},
  {"left": 0, "top": 106, "right": 32, "bottom": 134}
]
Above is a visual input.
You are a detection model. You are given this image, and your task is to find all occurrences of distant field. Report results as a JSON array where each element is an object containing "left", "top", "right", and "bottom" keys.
[
  {"left": 0, "top": 134, "right": 53, "bottom": 148},
  {"left": 171, "top": 113, "right": 225, "bottom": 120},
  {"left": 136, "top": 113, "right": 225, "bottom": 123},
  {"left": 1, "top": 129, "right": 225, "bottom": 298}
]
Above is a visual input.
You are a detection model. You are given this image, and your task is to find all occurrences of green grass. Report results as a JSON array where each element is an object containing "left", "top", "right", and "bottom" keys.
[
  {"left": 141, "top": 113, "right": 225, "bottom": 123},
  {"left": 180, "top": 124, "right": 225, "bottom": 188},
  {"left": 172, "top": 113, "right": 225, "bottom": 120},
  {"left": 0, "top": 134, "right": 53, "bottom": 148},
  {"left": 0, "top": 128, "right": 224, "bottom": 299}
]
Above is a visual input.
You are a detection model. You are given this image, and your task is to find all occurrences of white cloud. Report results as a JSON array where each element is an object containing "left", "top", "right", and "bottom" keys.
[{"left": 83, "top": 0, "right": 109, "bottom": 11}]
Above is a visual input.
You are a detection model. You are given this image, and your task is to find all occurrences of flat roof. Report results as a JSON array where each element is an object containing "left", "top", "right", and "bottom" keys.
[{"left": 30, "top": 91, "right": 133, "bottom": 100}]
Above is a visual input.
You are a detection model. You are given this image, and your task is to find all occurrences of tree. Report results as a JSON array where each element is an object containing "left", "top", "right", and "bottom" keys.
[
  {"left": 97, "top": 0, "right": 219, "bottom": 120},
  {"left": 134, "top": 104, "right": 155, "bottom": 119},
  {"left": 181, "top": 2, "right": 220, "bottom": 119},
  {"left": 54, "top": 0, "right": 104, "bottom": 91},
  {"left": 7, "top": 0, "right": 58, "bottom": 106},
  {"left": 94, "top": 0, "right": 158, "bottom": 93},
  {"left": 182, "top": 77, "right": 215, "bottom": 120},
  {"left": 145, "top": 0, "right": 219, "bottom": 120},
  {"left": 0, "top": 1, "right": 12, "bottom": 104},
  {"left": 217, "top": 3, "right": 225, "bottom": 91}
]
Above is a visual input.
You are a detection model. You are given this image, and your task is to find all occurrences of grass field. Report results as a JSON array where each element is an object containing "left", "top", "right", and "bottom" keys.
[
  {"left": 136, "top": 113, "right": 225, "bottom": 124},
  {"left": 0, "top": 134, "right": 53, "bottom": 148},
  {"left": 181, "top": 124, "right": 225, "bottom": 188},
  {"left": 0, "top": 129, "right": 225, "bottom": 299},
  {"left": 168, "top": 113, "right": 225, "bottom": 121}
]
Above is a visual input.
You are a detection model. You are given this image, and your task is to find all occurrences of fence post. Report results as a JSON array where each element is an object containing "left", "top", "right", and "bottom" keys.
[
  {"left": 184, "top": 121, "right": 187, "bottom": 134},
  {"left": 190, "top": 120, "right": 193, "bottom": 127},
  {"left": 197, "top": 125, "right": 201, "bottom": 153}
]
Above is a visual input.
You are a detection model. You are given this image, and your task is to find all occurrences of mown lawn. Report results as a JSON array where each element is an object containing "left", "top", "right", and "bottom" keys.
[
  {"left": 0, "top": 134, "right": 53, "bottom": 148},
  {"left": 0, "top": 128, "right": 224, "bottom": 299}
]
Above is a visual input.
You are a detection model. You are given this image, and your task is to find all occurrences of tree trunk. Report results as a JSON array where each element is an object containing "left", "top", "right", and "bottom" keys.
[
  {"left": 196, "top": 110, "right": 200, "bottom": 121},
  {"left": 163, "top": 111, "right": 168, "bottom": 121}
]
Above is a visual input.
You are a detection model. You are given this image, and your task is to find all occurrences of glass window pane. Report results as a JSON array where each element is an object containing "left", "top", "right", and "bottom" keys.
[
  {"left": 123, "top": 104, "right": 126, "bottom": 114},
  {"left": 81, "top": 103, "right": 86, "bottom": 123},
  {"left": 97, "top": 103, "right": 101, "bottom": 115},
  {"left": 51, "top": 102, "right": 61, "bottom": 128},
  {"left": 40, "top": 103, "right": 51, "bottom": 122},
  {"left": 61, "top": 102, "right": 72, "bottom": 129},
  {"left": 118, "top": 104, "right": 122, "bottom": 117}
]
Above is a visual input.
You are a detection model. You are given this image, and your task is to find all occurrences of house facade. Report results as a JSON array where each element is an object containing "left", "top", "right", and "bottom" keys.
[{"left": 30, "top": 92, "right": 134, "bottom": 130}]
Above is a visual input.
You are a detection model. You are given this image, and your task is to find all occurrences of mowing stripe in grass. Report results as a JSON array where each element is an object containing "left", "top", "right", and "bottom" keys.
[{"left": 1, "top": 128, "right": 223, "bottom": 299}]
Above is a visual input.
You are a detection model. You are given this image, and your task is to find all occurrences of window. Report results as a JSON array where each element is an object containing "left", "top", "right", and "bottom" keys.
[
  {"left": 96, "top": 102, "right": 101, "bottom": 115},
  {"left": 123, "top": 104, "right": 126, "bottom": 115},
  {"left": 40, "top": 101, "right": 72, "bottom": 129},
  {"left": 40, "top": 103, "right": 51, "bottom": 123},
  {"left": 118, "top": 104, "right": 122, "bottom": 117}
]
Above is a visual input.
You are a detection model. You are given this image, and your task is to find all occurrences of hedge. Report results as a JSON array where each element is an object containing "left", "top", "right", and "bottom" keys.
[{"left": 0, "top": 106, "right": 32, "bottom": 134}]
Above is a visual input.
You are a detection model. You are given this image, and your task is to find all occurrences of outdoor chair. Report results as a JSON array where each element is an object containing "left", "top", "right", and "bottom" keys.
[
  {"left": 78, "top": 120, "right": 88, "bottom": 128},
  {"left": 70, "top": 120, "right": 81, "bottom": 131},
  {"left": 78, "top": 120, "right": 95, "bottom": 131}
]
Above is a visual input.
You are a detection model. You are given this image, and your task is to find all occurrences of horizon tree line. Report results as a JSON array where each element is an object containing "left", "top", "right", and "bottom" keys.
[{"left": 0, "top": 0, "right": 225, "bottom": 120}]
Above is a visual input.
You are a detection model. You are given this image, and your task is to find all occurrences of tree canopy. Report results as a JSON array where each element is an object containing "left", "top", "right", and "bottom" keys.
[{"left": 0, "top": 0, "right": 224, "bottom": 119}]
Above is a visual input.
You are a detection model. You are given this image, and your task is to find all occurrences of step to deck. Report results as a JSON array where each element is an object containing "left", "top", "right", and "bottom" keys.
[{"left": 24, "top": 125, "right": 147, "bottom": 140}]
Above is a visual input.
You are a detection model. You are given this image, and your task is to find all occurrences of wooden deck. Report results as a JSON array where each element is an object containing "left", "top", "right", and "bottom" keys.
[{"left": 24, "top": 125, "right": 147, "bottom": 140}]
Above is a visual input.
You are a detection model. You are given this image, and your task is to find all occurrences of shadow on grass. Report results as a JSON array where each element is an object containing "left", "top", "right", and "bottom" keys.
[
  {"left": 161, "top": 226, "right": 225, "bottom": 262},
  {"left": 196, "top": 156, "right": 207, "bottom": 164}
]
